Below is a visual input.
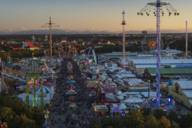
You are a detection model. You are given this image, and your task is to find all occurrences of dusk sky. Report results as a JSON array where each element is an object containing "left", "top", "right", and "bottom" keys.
[{"left": 0, "top": 0, "right": 191, "bottom": 32}]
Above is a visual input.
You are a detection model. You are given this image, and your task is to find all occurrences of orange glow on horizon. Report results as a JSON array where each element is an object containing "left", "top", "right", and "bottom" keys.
[{"left": 0, "top": 0, "right": 191, "bottom": 33}]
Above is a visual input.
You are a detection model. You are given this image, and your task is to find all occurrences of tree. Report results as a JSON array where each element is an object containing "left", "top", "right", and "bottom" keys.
[
  {"left": 0, "top": 95, "right": 44, "bottom": 128},
  {"left": 125, "top": 110, "right": 144, "bottom": 128},
  {"left": 168, "top": 111, "right": 178, "bottom": 122},
  {"left": 28, "top": 108, "right": 44, "bottom": 126},
  {"left": 142, "top": 108, "right": 151, "bottom": 116},
  {"left": 101, "top": 117, "right": 114, "bottom": 128},
  {"left": 0, "top": 107, "right": 15, "bottom": 121},
  {"left": 145, "top": 115, "right": 160, "bottom": 128},
  {"left": 153, "top": 109, "right": 166, "bottom": 119},
  {"left": 179, "top": 113, "right": 192, "bottom": 128},
  {"left": 0, "top": 107, "right": 19, "bottom": 128},
  {"left": 160, "top": 116, "right": 171, "bottom": 128},
  {"left": 20, "top": 114, "right": 36, "bottom": 128},
  {"left": 90, "top": 121, "right": 102, "bottom": 128},
  {"left": 112, "top": 115, "right": 125, "bottom": 128},
  {"left": 143, "top": 68, "right": 152, "bottom": 81}
]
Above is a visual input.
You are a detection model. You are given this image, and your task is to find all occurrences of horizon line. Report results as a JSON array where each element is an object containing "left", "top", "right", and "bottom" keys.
[{"left": 0, "top": 28, "right": 190, "bottom": 34}]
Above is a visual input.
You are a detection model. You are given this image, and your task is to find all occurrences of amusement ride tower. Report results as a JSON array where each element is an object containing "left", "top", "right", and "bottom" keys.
[
  {"left": 43, "top": 17, "right": 59, "bottom": 59},
  {"left": 121, "top": 10, "right": 128, "bottom": 67},
  {"left": 137, "top": 0, "right": 179, "bottom": 107}
]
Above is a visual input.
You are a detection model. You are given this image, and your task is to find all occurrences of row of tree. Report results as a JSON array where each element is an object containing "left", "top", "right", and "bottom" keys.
[
  {"left": 90, "top": 109, "right": 192, "bottom": 128},
  {"left": 0, "top": 49, "right": 44, "bottom": 61},
  {"left": 0, "top": 95, "right": 44, "bottom": 128},
  {"left": 95, "top": 44, "right": 142, "bottom": 54}
]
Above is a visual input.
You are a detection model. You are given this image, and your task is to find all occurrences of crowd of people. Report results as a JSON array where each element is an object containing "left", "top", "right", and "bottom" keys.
[{"left": 48, "top": 58, "right": 96, "bottom": 128}]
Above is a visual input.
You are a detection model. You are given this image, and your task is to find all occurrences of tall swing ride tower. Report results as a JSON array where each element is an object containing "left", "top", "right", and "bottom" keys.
[
  {"left": 137, "top": 0, "right": 179, "bottom": 108},
  {"left": 43, "top": 17, "right": 59, "bottom": 59},
  {"left": 121, "top": 10, "right": 128, "bottom": 67}
]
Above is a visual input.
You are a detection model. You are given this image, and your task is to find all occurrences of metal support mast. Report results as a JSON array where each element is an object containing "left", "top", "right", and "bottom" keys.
[
  {"left": 43, "top": 17, "right": 59, "bottom": 59},
  {"left": 122, "top": 10, "right": 127, "bottom": 66},
  {"left": 156, "top": 0, "right": 161, "bottom": 107},
  {"left": 49, "top": 17, "right": 53, "bottom": 58},
  {"left": 185, "top": 20, "right": 188, "bottom": 57}
]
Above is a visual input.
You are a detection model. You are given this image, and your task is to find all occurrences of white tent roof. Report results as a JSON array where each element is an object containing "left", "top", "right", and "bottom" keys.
[
  {"left": 176, "top": 80, "right": 192, "bottom": 90},
  {"left": 189, "top": 100, "right": 192, "bottom": 105},
  {"left": 183, "top": 90, "right": 192, "bottom": 98},
  {"left": 121, "top": 91, "right": 140, "bottom": 96},
  {"left": 105, "top": 93, "right": 116, "bottom": 101},
  {"left": 117, "top": 95, "right": 124, "bottom": 100},
  {"left": 123, "top": 97, "right": 144, "bottom": 104},
  {"left": 140, "top": 91, "right": 156, "bottom": 98},
  {"left": 117, "top": 91, "right": 122, "bottom": 95},
  {"left": 132, "top": 58, "right": 192, "bottom": 65},
  {"left": 124, "top": 78, "right": 144, "bottom": 86},
  {"left": 119, "top": 103, "right": 127, "bottom": 110}
]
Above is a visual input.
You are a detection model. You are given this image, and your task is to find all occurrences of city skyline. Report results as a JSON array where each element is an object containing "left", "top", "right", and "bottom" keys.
[{"left": 0, "top": 0, "right": 191, "bottom": 32}]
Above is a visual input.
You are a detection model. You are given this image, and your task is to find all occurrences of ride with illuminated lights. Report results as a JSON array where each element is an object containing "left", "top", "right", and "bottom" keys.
[
  {"left": 137, "top": 0, "right": 179, "bottom": 108},
  {"left": 137, "top": 1, "right": 179, "bottom": 16}
]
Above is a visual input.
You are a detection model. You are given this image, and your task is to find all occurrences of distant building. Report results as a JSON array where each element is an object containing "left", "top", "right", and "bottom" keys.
[{"left": 23, "top": 41, "right": 40, "bottom": 51}]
